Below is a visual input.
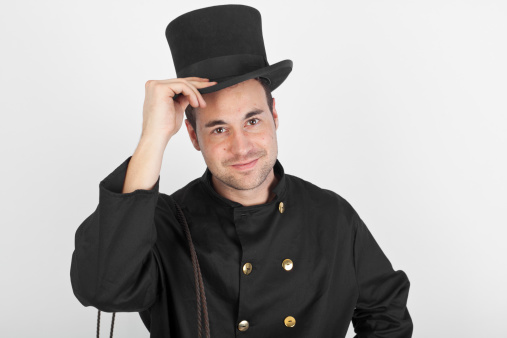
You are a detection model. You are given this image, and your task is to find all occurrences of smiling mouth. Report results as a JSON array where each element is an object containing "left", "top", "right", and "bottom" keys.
[
  {"left": 233, "top": 159, "right": 256, "bottom": 166},
  {"left": 231, "top": 158, "right": 259, "bottom": 170}
]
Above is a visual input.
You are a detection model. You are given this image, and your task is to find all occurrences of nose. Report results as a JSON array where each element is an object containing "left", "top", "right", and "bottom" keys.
[{"left": 230, "top": 128, "right": 253, "bottom": 158}]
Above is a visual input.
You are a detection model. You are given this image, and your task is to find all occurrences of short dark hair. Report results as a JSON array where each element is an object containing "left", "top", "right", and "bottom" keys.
[{"left": 185, "top": 76, "right": 273, "bottom": 140}]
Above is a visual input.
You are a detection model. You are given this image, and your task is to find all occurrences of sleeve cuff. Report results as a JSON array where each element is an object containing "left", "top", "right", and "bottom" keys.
[{"left": 99, "top": 156, "right": 160, "bottom": 197}]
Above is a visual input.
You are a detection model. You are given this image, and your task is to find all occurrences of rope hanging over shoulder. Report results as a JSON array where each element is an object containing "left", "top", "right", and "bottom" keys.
[
  {"left": 174, "top": 201, "right": 211, "bottom": 338},
  {"left": 94, "top": 201, "right": 210, "bottom": 338}
]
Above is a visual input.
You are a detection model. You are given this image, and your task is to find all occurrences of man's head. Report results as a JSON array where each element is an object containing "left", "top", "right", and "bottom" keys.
[{"left": 184, "top": 77, "right": 279, "bottom": 192}]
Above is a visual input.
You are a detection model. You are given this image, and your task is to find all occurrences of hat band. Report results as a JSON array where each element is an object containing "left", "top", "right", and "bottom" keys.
[{"left": 177, "top": 54, "right": 268, "bottom": 80}]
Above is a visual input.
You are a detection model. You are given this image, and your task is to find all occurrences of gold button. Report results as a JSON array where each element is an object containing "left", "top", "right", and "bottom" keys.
[
  {"left": 238, "top": 320, "right": 249, "bottom": 331},
  {"left": 279, "top": 201, "right": 285, "bottom": 213},
  {"left": 282, "top": 258, "right": 293, "bottom": 271},
  {"left": 284, "top": 316, "right": 296, "bottom": 327},
  {"left": 242, "top": 262, "right": 253, "bottom": 275}
]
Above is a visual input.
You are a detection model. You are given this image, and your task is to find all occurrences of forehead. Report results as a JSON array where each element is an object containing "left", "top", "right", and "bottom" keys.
[{"left": 197, "top": 79, "right": 267, "bottom": 124}]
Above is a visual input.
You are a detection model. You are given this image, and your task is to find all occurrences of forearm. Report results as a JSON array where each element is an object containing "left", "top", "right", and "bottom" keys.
[{"left": 123, "top": 135, "right": 169, "bottom": 193}]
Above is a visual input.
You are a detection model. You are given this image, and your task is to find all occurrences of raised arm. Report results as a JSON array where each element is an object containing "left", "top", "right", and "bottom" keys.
[
  {"left": 70, "top": 150, "right": 162, "bottom": 312},
  {"left": 70, "top": 76, "right": 217, "bottom": 312}
]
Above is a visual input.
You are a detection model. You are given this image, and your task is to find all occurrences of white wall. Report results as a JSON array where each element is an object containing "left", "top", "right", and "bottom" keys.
[{"left": 1, "top": 0, "right": 505, "bottom": 337}]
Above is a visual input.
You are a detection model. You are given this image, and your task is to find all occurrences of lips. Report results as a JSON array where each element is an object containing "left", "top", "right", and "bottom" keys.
[
  {"left": 233, "top": 159, "right": 256, "bottom": 166},
  {"left": 231, "top": 158, "right": 258, "bottom": 170}
]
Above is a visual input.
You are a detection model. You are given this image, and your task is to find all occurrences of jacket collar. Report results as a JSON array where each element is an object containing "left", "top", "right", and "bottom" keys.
[{"left": 199, "top": 158, "right": 287, "bottom": 208}]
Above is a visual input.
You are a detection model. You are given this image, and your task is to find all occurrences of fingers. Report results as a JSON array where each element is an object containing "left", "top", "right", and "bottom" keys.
[
  {"left": 175, "top": 78, "right": 217, "bottom": 108},
  {"left": 183, "top": 79, "right": 216, "bottom": 108},
  {"left": 173, "top": 84, "right": 199, "bottom": 107},
  {"left": 145, "top": 77, "right": 217, "bottom": 109}
]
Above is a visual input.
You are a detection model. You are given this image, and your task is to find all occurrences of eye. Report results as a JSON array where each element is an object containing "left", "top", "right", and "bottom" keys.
[
  {"left": 212, "top": 126, "right": 226, "bottom": 134},
  {"left": 247, "top": 118, "right": 260, "bottom": 126}
]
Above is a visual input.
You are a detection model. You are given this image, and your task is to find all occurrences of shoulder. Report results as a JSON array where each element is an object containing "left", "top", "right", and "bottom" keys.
[
  {"left": 286, "top": 173, "right": 358, "bottom": 224},
  {"left": 156, "top": 176, "right": 204, "bottom": 211}
]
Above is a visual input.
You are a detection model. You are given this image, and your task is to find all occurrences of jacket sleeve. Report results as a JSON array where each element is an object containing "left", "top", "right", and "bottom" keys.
[
  {"left": 351, "top": 211, "right": 413, "bottom": 337},
  {"left": 70, "top": 155, "right": 161, "bottom": 313}
]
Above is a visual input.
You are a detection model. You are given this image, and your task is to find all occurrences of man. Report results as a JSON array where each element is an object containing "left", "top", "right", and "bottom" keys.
[{"left": 70, "top": 4, "right": 413, "bottom": 338}]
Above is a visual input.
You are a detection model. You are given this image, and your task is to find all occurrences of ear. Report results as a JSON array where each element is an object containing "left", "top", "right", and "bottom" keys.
[
  {"left": 185, "top": 119, "right": 201, "bottom": 151},
  {"left": 272, "top": 97, "right": 279, "bottom": 131}
]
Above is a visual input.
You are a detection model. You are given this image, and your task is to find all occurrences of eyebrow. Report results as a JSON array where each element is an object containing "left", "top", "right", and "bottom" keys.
[{"left": 204, "top": 109, "right": 264, "bottom": 129}]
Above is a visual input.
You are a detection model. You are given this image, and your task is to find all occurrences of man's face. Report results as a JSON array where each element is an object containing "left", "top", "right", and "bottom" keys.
[{"left": 185, "top": 78, "right": 279, "bottom": 191}]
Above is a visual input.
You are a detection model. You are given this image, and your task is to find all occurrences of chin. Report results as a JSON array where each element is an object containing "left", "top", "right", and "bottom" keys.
[
  {"left": 232, "top": 176, "right": 263, "bottom": 191},
  {"left": 233, "top": 159, "right": 272, "bottom": 187}
]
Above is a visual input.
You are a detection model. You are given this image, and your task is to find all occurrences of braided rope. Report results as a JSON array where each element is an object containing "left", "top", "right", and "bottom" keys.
[
  {"left": 174, "top": 202, "right": 211, "bottom": 338},
  {"left": 195, "top": 252, "right": 211, "bottom": 337}
]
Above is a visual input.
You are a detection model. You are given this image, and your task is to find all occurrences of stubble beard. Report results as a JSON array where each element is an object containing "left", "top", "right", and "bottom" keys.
[{"left": 216, "top": 152, "right": 276, "bottom": 191}]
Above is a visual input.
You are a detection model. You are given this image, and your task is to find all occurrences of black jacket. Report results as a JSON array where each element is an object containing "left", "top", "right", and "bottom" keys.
[{"left": 70, "top": 156, "right": 413, "bottom": 337}]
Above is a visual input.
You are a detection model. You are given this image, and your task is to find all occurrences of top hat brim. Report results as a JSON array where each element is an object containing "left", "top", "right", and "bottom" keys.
[{"left": 196, "top": 59, "right": 293, "bottom": 95}]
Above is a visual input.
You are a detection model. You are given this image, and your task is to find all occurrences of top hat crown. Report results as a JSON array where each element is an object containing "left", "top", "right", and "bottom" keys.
[{"left": 165, "top": 4, "right": 293, "bottom": 94}]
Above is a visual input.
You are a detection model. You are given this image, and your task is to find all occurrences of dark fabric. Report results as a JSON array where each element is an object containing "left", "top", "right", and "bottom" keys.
[
  {"left": 70, "top": 156, "right": 413, "bottom": 337},
  {"left": 165, "top": 4, "right": 292, "bottom": 95},
  {"left": 166, "top": 5, "right": 268, "bottom": 73}
]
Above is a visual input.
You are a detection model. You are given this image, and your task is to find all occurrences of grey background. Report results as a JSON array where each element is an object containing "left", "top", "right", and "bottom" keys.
[{"left": 1, "top": 0, "right": 506, "bottom": 337}]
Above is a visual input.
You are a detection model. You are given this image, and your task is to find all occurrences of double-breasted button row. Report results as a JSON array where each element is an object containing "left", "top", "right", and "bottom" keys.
[
  {"left": 238, "top": 316, "right": 296, "bottom": 331},
  {"left": 239, "top": 201, "right": 293, "bottom": 332},
  {"left": 242, "top": 258, "right": 294, "bottom": 275}
]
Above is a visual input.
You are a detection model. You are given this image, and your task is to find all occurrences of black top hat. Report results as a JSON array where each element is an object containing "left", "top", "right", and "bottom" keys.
[{"left": 165, "top": 4, "right": 293, "bottom": 95}]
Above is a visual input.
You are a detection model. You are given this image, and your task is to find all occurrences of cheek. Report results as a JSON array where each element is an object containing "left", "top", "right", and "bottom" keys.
[{"left": 206, "top": 144, "right": 226, "bottom": 156}]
